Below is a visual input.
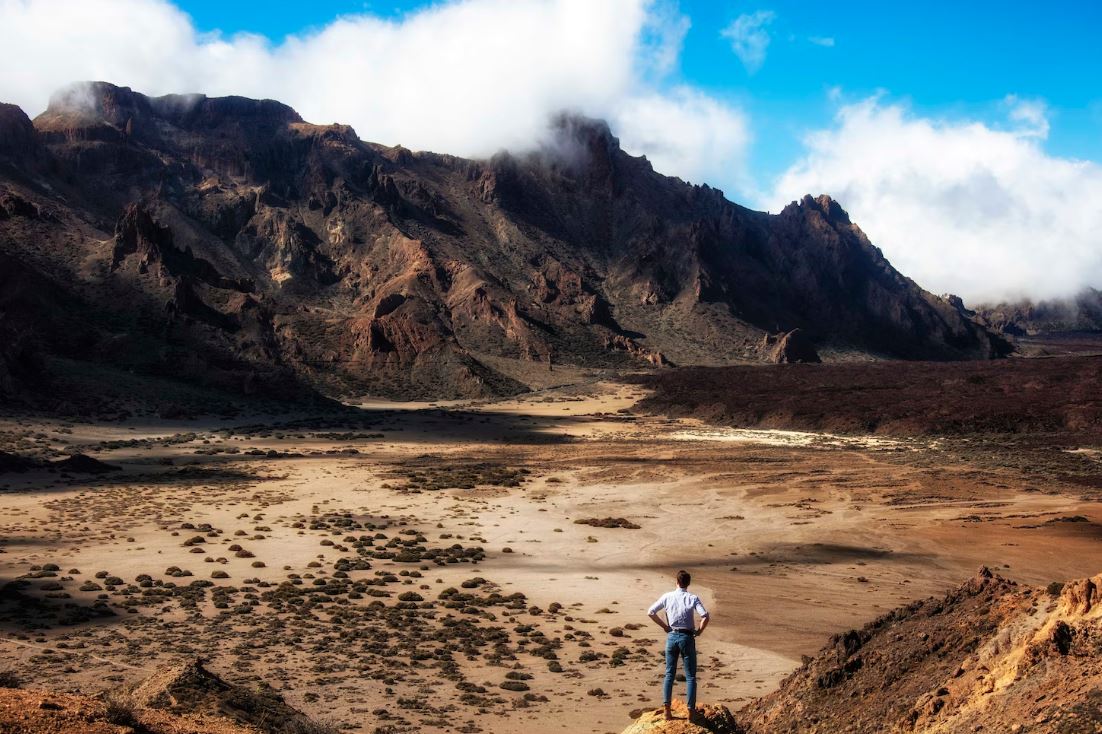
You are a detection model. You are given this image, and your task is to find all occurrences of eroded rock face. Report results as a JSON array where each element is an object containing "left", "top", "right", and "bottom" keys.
[
  {"left": 737, "top": 569, "right": 1102, "bottom": 733},
  {"left": 0, "top": 82, "right": 1009, "bottom": 399}
]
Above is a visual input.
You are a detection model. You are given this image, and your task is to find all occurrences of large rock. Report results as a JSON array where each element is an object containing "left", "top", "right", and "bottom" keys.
[{"left": 622, "top": 702, "right": 743, "bottom": 734}]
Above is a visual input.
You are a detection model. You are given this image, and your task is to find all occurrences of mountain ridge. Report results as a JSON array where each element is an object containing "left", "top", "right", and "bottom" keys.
[{"left": 0, "top": 81, "right": 1008, "bottom": 401}]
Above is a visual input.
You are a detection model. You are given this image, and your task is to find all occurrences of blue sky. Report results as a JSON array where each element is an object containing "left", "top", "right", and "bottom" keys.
[
  {"left": 2, "top": 0, "right": 1099, "bottom": 300},
  {"left": 176, "top": 0, "right": 1102, "bottom": 181}
]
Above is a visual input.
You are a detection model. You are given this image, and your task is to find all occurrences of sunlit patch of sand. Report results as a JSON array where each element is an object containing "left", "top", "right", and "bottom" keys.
[{"left": 666, "top": 425, "right": 914, "bottom": 450}]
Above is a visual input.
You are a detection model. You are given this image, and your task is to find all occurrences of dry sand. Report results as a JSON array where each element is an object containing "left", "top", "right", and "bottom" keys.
[{"left": 1, "top": 380, "right": 1100, "bottom": 732}]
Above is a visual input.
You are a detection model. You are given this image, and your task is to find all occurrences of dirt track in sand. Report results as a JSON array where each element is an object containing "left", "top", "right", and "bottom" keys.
[{"left": 1, "top": 380, "right": 1100, "bottom": 733}]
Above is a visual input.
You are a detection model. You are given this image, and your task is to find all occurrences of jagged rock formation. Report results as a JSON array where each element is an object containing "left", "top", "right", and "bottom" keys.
[
  {"left": 0, "top": 82, "right": 1008, "bottom": 400},
  {"left": 734, "top": 569, "right": 1102, "bottom": 733}
]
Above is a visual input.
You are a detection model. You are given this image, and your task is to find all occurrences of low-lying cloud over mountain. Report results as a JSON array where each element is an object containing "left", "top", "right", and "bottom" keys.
[
  {"left": 767, "top": 96, "right": 1102, "bottom": 304},
  {"left": 0, "top": 0, "right": 750, "bottom": 200}
]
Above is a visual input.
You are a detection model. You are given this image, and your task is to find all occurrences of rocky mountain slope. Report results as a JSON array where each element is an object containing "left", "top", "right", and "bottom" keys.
[
  {"left": 0, "top": 82, "right": 1007, "bottom": 401},
  {"left": 736, "top": 568, "right": 1102, "bottom": 734}
]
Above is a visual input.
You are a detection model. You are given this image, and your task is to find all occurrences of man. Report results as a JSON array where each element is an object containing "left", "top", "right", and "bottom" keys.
[{"left": 647, "top": 569, "right": 709, "bottom": 721}]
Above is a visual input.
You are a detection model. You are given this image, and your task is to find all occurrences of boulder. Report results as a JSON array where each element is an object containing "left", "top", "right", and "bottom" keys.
[{"left": 622, "top": 702, "right": 743, "bottom": 734}]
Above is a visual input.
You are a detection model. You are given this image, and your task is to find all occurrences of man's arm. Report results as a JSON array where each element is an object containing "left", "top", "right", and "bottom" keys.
[
  {"left": 694, "top": 596, "right": 710, "bottom": 637},
  {"left": 647, "top": 594, "right": 670, "bottom": 633},
  {"left": 649, "top": 611, "right": 671, "bottom": 633}
]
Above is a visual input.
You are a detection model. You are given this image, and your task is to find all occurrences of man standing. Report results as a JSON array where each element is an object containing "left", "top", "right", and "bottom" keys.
[{"left": 647, "top": 570, "right": 710, "bottom": 721}]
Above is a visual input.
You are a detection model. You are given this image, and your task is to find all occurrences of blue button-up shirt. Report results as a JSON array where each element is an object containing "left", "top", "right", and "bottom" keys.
[{"left": 648, "top": 587, "right": 709, "bottom": 630}]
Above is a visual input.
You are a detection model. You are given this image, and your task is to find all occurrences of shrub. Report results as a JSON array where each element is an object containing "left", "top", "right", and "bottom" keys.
[{"left": 101, "top": 691, "right": 142, "bottom": 729}]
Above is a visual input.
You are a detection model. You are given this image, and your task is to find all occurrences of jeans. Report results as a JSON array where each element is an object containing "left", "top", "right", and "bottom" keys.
[{"left": 663, "top": 630, "right": 697, "bottom": 709}]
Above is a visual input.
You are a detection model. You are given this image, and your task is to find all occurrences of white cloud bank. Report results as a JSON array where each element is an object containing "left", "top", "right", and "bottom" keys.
[
  {"left": 0, "top": 0, "right": 749, "bottom": 196},
  {"left": 768, "top": 97, "right": 1102, "bottom": 303}
]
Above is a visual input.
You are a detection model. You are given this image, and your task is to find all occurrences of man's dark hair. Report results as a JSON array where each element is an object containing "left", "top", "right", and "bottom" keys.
[{"left": 676, "top": 570, "right": 690, "bottom": 588}]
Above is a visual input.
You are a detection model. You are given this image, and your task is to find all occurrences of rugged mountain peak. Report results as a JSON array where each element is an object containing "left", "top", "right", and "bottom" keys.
[
  {"left": 148, "top": 91, "right": 302, "bottom": 131},
  {"left": 43, "top": 81, "right": 151, "bottom": 124},
  {"left": 780, "top": 193, "right": 852, "bottom": 226},
  {"left": 548, "top": 111, "right": 618, "bottom": 155},
  {"left": 516, "top": 111, "right": 640, "bottom": 183},
  {"left": 39, "top": 81, "right": 302, "bottom": 129},
  {"left": 809, "top": 193, "right": 851, "bottom": 223}
]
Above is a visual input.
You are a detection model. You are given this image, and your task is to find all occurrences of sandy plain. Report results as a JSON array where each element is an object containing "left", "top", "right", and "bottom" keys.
[{"left": 1, "top": 379, "right": 1100, "bottom": 733}]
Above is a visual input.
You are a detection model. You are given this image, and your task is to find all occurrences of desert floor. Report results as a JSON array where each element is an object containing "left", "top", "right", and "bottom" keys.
[{"left": 2, "top": 379, "right": 1100, "bottom": 733}]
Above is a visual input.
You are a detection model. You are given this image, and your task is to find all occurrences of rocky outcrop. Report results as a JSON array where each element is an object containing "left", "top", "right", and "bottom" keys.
[
  {"left": 0, "top": 82, "right": 1010, "bottom": 400},
  {"left": 623, "top": 702, "right": 743, "bottom": 734},
  {"left": 763, "top": 329, "right": 820, "bottom": 364},
  {"left": 737, "top": 569, "right": 1102, "bottom": 733},
  {"left": 121, "top": 658, "right": 314, "bottom": 731},
  {"left": 0, "top": 659, "right": 327, "bottom": 734},
  {"left": 112, "top": 204, "right": 252, "bottom": 292}
]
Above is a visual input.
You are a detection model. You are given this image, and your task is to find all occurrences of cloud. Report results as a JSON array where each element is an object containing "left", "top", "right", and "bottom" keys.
[
  {"left": 767, "top": 97, "right": 1102, "bottom": 303},
  {"left": 0, "top": 0, "right": 751, "bottom": 197},
  {"left": 1004, "top": 95, "right": 1049, "bottom": 139},
  {"left": 720, "top": 10, "right": 775, "bottom": 73},
  {"left": 808, "top": 36, "right": 835, "bottom": 47},
  {"left": 610, "top": 86, "right": 751, "bottom": 195}
]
